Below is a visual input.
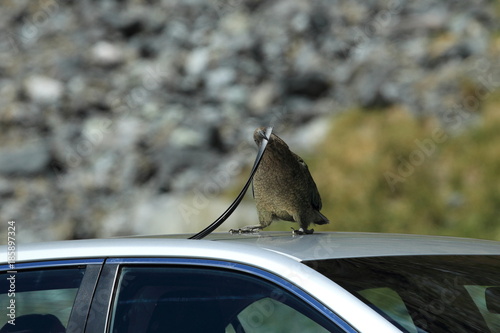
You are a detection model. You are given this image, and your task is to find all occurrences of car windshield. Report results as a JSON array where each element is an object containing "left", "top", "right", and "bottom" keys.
[{"left": 304, "top": 255, "right": 500, "bottom": 333}]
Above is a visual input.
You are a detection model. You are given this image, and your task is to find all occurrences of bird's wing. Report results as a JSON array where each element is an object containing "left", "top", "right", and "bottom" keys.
[{"left": 292, "top": 152, "right": 322, "bottom": 210}]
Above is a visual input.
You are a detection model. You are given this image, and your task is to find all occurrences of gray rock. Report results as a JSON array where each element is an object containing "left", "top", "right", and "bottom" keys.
[
  {"left": 249, "top": 82, "right": 278, "bottom": 114},
  {"left": 0, "top": 177, "right": 14, "bottom": 197},
  {"left": 185, "top": 47, "right": 210, "bottom": 76},
  {"left": 24, "top": 75, "right": 64, "bottom": 104},
  {"left": 0, "top": 141, "right": 51, "bottom": 175},
  {"left": 90, "top": 41, "right": 125, "bottom": 67},
  {"left": 205, "top": 68, "right": 237, "bottom": 95},
  {"left": 223, "top": 85, "right": 247, "bottom": 105},
  {"left": 170, "top": 127, "right": 205, "bottom": 148}
]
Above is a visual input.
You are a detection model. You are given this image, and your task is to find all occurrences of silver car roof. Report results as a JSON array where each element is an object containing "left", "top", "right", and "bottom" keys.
[
  {"left": 210, "top": 231, "right": 500, "bottom": 260},
  {"left": 4, "top": 232, "right": 500, "bottom": 264}
]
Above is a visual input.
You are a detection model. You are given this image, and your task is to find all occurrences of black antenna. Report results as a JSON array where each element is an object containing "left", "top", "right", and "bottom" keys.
[{"left": 189, "top": 127, "right": 273, "bottom": 240}]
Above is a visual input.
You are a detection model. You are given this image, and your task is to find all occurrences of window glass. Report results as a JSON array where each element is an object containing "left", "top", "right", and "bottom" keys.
[
  {"left": 0, "top": 268, "right": 85, "bottom": 332},
  {"left": 465, "top": 285, "right": 500, "bottom": 332},
  {"left": 233, "top": 297, "right": 330, "bottom": 333},
  {"left": 110, "top": 266, "right": 344, "bottom": 333},
  {"left": 305, "top": 255, "right": 500, "bottom": 333},
  {"left": 358, "top": 287, "right": 416, "bottom": 333}
]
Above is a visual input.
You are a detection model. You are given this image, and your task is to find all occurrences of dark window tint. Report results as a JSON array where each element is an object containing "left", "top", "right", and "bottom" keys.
[
  {"left": 305, "top": 255, "right": 500, "bottom": 333},
  {"left": 0, "top": 268, "right": 85, "bottom": 333},
  {"left": 110, "top": 266, "right": 345, "bottom": 333}
]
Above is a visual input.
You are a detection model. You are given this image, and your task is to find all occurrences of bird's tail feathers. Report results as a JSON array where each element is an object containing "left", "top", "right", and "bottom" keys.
[{"left": 313, "top": 211, "right": 330, "bottom": 225}]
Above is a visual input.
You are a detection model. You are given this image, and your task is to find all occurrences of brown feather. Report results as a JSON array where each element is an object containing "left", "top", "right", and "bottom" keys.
[{"left": 252, "top": 127, "right": 330, "bottom": 233}]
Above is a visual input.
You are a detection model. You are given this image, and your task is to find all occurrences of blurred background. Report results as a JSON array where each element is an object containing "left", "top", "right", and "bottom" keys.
[{"left": 1, "top": 0, "right": 500, "bottom": 243}]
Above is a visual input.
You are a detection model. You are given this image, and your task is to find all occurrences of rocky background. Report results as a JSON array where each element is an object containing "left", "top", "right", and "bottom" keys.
[{"left": 0, "top": 0, "right": 498, "bottom": 242}]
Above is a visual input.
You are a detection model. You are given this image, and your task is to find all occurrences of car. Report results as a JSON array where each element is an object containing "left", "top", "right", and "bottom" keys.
[{"left": 1, "top": 232, "right": 500, "bottom": 333}]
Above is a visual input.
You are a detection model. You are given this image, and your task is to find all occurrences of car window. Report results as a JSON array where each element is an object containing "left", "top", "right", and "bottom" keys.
[
  {"left": 0, "top": 267, "right": 85, "bottom": 333},
  {"left": 305, "top": 255, "right": 500, "bottom": 333},
  {"left": 109, "top": 266, "right": 344, "bottom": 333},
  {"left": 358, "top": 287, "right": 417, "bottom": 333},
  {"left": 465, "top": 285, "right": 500, "bottom": 332},
  {"left": 228, "top": 297, "right": 330, "bottom": 333}
]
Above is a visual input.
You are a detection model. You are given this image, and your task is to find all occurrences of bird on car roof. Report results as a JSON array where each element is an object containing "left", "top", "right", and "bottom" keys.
[{"left": 245, "top": 127, "right": 329, "bottom": 235}]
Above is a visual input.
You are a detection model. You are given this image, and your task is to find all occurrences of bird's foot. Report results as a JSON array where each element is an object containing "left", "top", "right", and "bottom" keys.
[
  {"left": 229, "top": 225, "right": 263, "bottom": 234},
  {"left": 291, "top": 227, "right": 314, "bottom": 235}
]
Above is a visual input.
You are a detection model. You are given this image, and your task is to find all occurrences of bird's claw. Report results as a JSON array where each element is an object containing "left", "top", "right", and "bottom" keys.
[
  {"left": 291, "top": 227, "right": 314, "bottom": 235},
  {"left": 229, "top": 226, "right": 262, "bottom": 234}
]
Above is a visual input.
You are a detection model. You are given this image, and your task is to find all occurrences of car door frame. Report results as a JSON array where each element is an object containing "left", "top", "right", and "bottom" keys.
[
  {"left": 85, "top": 257, "right": 358, "bottom": 333},
  {"left": 0, "top": 259, "right": 104, "bottom": 333}
]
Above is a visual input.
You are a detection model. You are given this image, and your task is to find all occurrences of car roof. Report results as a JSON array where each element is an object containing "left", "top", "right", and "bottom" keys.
[
  {"left": 207, "top": 231, "right": 500, "bottom": 260},
  {"left": 4, "top": 232, "right": 500, "bottom": 264}
]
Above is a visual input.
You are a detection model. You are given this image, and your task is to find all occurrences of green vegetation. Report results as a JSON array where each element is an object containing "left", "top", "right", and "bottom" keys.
[{"left": 311, "top": 93, "right": 500, "bottom": 240}]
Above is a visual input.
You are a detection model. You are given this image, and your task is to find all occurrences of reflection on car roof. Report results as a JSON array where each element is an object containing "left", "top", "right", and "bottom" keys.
[{"left": 4, "top": 232, "right": 500, "bottom": 264}]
